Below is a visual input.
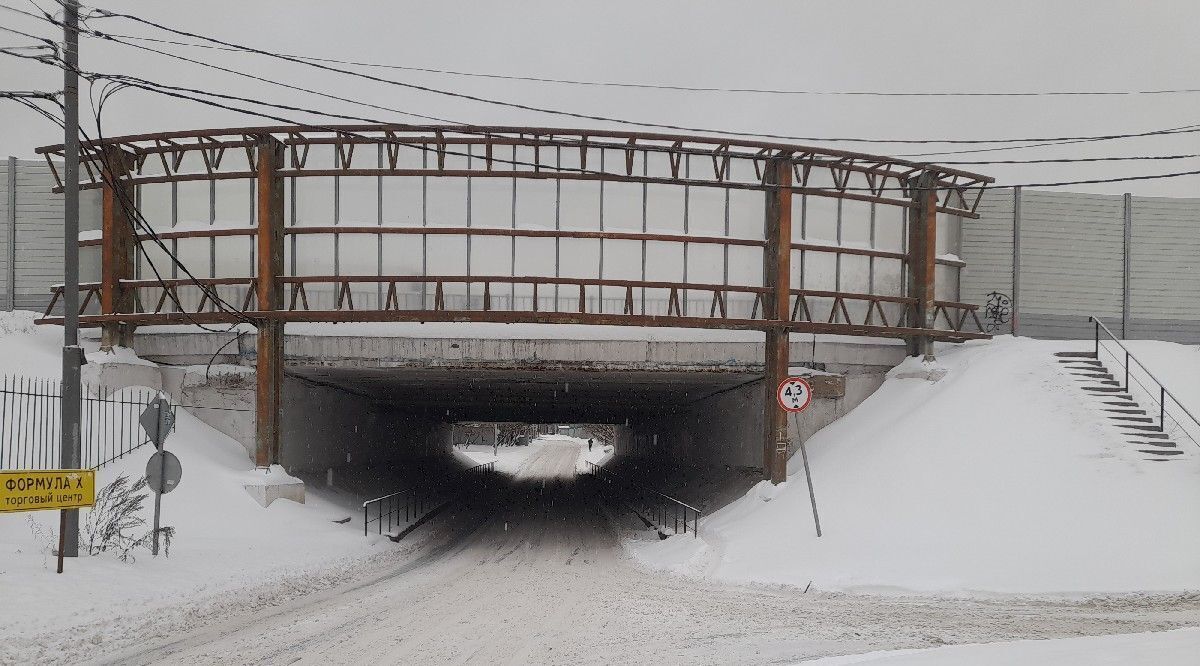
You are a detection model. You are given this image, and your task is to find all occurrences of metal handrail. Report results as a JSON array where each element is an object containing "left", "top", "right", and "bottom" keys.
[
  {"left": 361, "top": 460, "right": 495, "bottom": 536},
  {"left": 361, "top": 487, "right": 426, "bottom": 536},
  {"left": 1089, "top": 316, "right": 1200, "bottom": 440},
  {"left": 584, "top": 460, "right": 700, "bottom": 537}
]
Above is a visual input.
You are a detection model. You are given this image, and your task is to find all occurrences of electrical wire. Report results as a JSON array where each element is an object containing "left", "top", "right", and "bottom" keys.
[
  {"left": 58, "top": 14, "right": 1200, "bottom": 99},
  {"left": 72, "top": 5, "right": 1200, "bottom": 148},
  {"left": 85, "top": 73, "right": 1200, "bottom": 190},
  {"left": 9, "top": 2, "right": 1200, "bottom": 156},
  {"left": 9, "top": 49, "right": 1200, "bottom": 191},
  {"left": 59, "top": 23, "right": 1200, "bottom": 168}
]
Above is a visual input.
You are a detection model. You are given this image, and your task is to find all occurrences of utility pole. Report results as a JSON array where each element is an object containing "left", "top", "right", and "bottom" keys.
[{"left": 58, "top": 0, "right": 83, "bottom": 562}]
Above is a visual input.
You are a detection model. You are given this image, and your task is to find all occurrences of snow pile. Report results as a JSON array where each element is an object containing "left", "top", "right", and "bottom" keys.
[
  {"left": 631, "top": 336, "right": 1200, "bottom": 594},
  {"left": 0, "top": 315, "right": 387, "bottom": 662},
  {"left": 806, "top": 627, "right": 1200, "bottom": 665}
]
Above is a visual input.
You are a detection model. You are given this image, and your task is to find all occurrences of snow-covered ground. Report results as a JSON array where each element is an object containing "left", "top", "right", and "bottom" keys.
[
  {"left": 5, "top": 310, "right": 1200, "bottom": 662},
  {"left": 805, "top": 627, "right": 1200, "bottom": 665},
  {"left": 631, "top": 335, "right": 1200, "bottom": 595},
  {"left": 0, "top": 312, "right": 392, "bottom": 663},
  {"left": 458, "top": 433, "right": 614, "bottom": 475}
]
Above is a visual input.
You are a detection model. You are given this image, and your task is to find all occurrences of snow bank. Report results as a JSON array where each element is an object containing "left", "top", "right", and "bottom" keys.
[
  {"left": 0, "top": 315, "right": 387, "bottom": 661},
  {"left": 805, "top": 627, "right": 1200, "bottom": 665},
  {"left": 631, "top": 336, "right": 1200, "bottom": 594}
]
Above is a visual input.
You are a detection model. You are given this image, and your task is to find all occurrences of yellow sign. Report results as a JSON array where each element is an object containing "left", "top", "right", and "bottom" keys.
[{"left": 0, "top": 469, "right": 95, "bottom": 513}]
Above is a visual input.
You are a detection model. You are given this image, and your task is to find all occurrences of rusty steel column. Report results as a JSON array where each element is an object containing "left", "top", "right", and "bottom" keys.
[
  {"left": 254, "top": 135, "right": 285, "bottom": 468},
  {"left": 762, "top": 156, "right": 792, "bottom": 484},
  {"left": 99, "top": 146, "right": 137, "bottom": 349},
  {"left": 906, "top": 172, "right": 938, "bottom": 360}
]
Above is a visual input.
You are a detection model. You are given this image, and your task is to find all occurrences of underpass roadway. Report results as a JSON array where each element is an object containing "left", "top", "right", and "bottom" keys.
[{"left": 107, "top": 439, "right": 1200, "bottom": 666}]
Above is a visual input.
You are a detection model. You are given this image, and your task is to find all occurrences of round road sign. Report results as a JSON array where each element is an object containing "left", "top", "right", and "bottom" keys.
[
  {"left": 777, "top": 377, "right": 813, "bottom": 413},
  {"left": 146, "top": 450, "right": 183, "bottom": 495}
]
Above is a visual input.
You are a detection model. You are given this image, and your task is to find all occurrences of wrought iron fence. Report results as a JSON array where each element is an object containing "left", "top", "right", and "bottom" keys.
[
  {"left": 0, "top": 375, "right": 171, "bottom": 471},
  {"left": 584, "top": 460, "right": 699, "bottom": 538}
]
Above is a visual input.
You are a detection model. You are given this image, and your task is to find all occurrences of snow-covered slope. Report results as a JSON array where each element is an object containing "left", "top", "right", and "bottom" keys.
[
  {"left": 631, "top": 336, "right": 1200, "bottom": 594},
  {"left": 0, "top": 313, "right": 386, "bottom": 662}
]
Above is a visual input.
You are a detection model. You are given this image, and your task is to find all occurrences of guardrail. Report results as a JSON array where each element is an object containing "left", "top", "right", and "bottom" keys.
[
  {"left": 584, "top": 460, "right": 699, "bottom": 538},
  {"left": 361, "top": 460, "right": 496, "bottom": 537},
  {"left": 1090, "top": 316, "right": 1200, "bottom": 449}
]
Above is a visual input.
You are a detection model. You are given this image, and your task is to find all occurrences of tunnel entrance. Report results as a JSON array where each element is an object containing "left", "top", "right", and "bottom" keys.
[{"left": 280, "top": 363, "right": 766, "bottom": 543}]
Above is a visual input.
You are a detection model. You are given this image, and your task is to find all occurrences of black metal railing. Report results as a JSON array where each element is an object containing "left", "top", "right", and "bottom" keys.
[
  {"left": 1090, "top": 316, "right": 1200, "bottom": 450},
  {"left": 361, "top": 487, "right": 429, "bottom": 536},
  {"left": 584, "top": 460, "right": 700, "bottom": 538},
  {"left": 0, "top": 375, "right": 171, "bottom": 471},
  {"left": 361, "top": 460, "right": 495, "bottom": 537}
]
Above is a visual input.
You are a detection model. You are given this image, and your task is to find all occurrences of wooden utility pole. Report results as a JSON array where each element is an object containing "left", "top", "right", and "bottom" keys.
[
  {"left": 254, "top": 135, "right": 285, "bottom": 467},
  {"left": 762, "top": 155, "right": 792, "bottom": 484}
]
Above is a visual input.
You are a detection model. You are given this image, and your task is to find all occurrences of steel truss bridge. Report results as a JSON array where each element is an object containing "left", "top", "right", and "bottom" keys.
[{"left": 35, "top": 125, "right": 993, "bottom": 482}]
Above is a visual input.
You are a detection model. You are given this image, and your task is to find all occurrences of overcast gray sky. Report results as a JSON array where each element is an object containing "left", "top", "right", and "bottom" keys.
[{"left": 3, "top": 0, "right": 1199, "bottom": 196}]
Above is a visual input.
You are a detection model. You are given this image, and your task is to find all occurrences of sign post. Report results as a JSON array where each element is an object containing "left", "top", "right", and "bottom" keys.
[
  {"left": 776, "top": 377, "right": 822, "bottom": 537},
  {"left": 0, "top": 469, "right": 96, "bottom": 573},
  {"left": 140, "top": 394, "right": 180, "bottom": 556}
]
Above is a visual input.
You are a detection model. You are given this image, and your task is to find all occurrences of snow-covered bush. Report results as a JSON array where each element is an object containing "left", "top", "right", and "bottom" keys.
[{"left": 84, "top": 474, "right": 174, "bottom": 561}]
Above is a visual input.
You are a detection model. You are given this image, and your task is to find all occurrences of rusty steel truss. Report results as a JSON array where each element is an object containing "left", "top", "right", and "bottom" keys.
[{"left": 34, "top": 125, "right": 994, "bottom": 482}]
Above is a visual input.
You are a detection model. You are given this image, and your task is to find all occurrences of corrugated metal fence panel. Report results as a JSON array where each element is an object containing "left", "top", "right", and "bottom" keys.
[
  {"left": 960, "top": 187, "right": 1014, "bottom": 332},
  {"left": 13, "top": 160, "right": 63, "bottom": 313},
  {"left": 1129, "top": 196, "right": 1200, "bottom": 342},
  {"left": 1018, "top": 190, "right": 1124, "bottom": 339}
]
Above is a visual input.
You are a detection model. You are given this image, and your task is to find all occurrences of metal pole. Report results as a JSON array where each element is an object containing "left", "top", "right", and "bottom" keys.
[
  {"left": 59, "top": 0, "right": 82, "bottom": 564},
  {"left": 792, "top": 413, "right": 822, "bottom": 537},
  {"left": 151, "top": 447, "right": 165, "bottom": 556},
  {"left": 1122, "top": 193, "right": 1132, "bottom": 339},
  {"left": 5, "top": 155, "right": 15, "bottom": 312},
  {"left": 1011, "top": 186, "right": 1021, "bottom": 336}
]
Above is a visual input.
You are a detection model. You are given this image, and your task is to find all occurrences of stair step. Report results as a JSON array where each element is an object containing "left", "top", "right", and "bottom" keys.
[
  {"left": 1118, "top": 423, "right": 1166, "bottom": 431},
  {"left": 1071, "top": 372, "right": 1115, "bottom": 380},
  {"left": 1128, "top": 432, "right": 1170, "bottom": 439},
  {"left": 1129, "top": 440, "right": 1177, "bottom": 448},
  {"left": 1109, "top": 415, "right": 1154, "bottom": 423},
  {"left": 1139, "top": 449, "right": 1184, "bottom": 456},
  {"left": 1055, "top": 351, "right": 1099, "bottom": 358},
  {"left": 1060, "top": 359, "right": 1103, "bottom": 366},
  {"left": 1083, "top": 386, "right": 1129, "bottom": 393},
  {"left": 1104, "top": 408, "right": 1147, "bottom": 415},
  {"left": 1102, "top": 400, "right": 1140, "bottom": 407}
]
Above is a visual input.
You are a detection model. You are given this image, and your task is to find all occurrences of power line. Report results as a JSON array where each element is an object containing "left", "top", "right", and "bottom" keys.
[
  {"left": 21, "top": 27, "right": 1200, "bottom": 170},
  {"left": 9, "top": 2, "right": 1200, "bottom": 153},
  {"left": 60, "top": 73, "right": 1200, "bottom": 190},
  {"left": 64, "top": 23, "right": 1200, "bottom": 99},
  {"left": 78, "top": 6, "right": 1200, "bottom": 148},
  {"left": 9, "top": 48, "right": 1200, "bottom": 191}
]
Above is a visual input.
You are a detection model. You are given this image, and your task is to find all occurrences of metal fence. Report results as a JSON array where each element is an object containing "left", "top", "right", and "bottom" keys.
[
  {"left": 584, "top": 461, "right": 699, "bottom": 537},
  {"left": 962, "top": 188, "right": 1200, "bottom": 342},
  {"left": 361, "top": 460, "right": 495, "bottom": 536},
  {"left": 0, "top": 375, "right": 170, "bottom": 470}
]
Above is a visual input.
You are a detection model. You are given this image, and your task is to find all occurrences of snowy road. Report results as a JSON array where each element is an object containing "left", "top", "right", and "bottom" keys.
[{"left": 106, "top": 440, "right": 1200, "bottom": 665}]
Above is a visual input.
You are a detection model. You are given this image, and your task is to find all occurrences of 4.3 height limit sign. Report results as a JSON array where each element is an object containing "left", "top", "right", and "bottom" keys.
[{"left": 776, "top": 376, "right": 822, "bottom": 538}]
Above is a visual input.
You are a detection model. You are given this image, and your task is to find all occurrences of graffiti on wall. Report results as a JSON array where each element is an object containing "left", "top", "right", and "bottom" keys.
[{"left": 983, "top": 292, "right": 1013, "bottom": 333}]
